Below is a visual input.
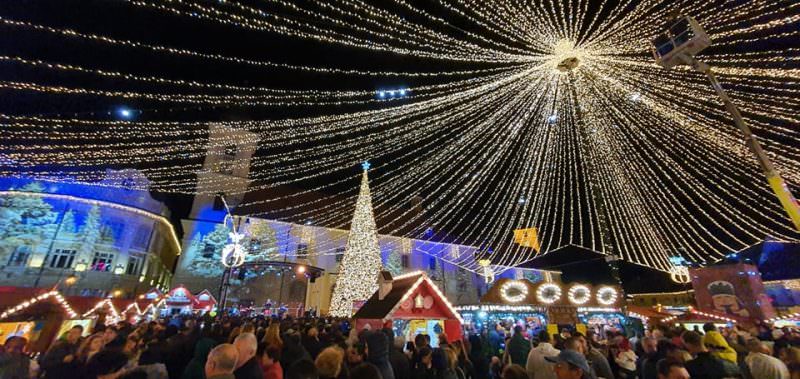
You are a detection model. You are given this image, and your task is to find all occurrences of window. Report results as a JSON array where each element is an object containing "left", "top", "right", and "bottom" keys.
[
  {"left": 335, "top": 247, "right": 345, "bottom": 262},
  {"left": 127, "top": 256, "right": 142, "bottom": 276},
  {"left": 50, "top": 249, "right": 76, "bottom": 269},
  {"left": 428, "top": 256, "right": 437, "bottom": 271},
  {"left": 8, "top": 246, "right": 31, "bottom": 267},
  {"left": 401, "top": 255, "right": 410, "bottom": 269},
  {"left": 100, "top": 221, "right": 125, "bottom": 244},
  {"left": 91, "top": 252, "right": 114, "bottom": 272},
  {"left": 131, "top": 224, "right": 152, "bottom": 250},
  {"left": 296, "top": 243, "right": 308, "bottom": 255}
]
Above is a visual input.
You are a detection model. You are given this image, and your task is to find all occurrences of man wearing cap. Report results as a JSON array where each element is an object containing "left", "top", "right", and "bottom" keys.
[{"left": 546, "top": 350, "right": 595, "bottom": 379}]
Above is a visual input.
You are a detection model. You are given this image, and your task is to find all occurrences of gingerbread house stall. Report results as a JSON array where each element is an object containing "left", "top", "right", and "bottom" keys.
[
  {"left": 163, "top": 286, "right": 196, "bottom": 316},
  {"left": 353, "top": 271, "right": 463, "bottom": 347},
  {"left": 193, "top": 289, "right": 218, "bottom": 314}
]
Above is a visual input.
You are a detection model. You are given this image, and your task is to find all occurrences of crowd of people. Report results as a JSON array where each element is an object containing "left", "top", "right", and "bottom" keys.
[{"left": 0, "top": 313, "right": 799, "bottom": 379}]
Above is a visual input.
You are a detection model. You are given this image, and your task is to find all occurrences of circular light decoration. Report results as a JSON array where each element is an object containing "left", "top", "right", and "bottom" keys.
[
  {"left": 500, "top": 280, "right": 529, "bottom": 303},
  {"left": 536, "top": 283, "right": 562, "bottom": 304},
  {"left": 596, "top": 286, "right": 619, "bottom": 305},
  {"left": 669, "top": 266, "right": 691, "bottom": 284},
  {"left": 567, "top": 285, "right": 591, "bottom": 305},
  {"left": 221, "top": 231, "right": 246, "bottom": 268}
]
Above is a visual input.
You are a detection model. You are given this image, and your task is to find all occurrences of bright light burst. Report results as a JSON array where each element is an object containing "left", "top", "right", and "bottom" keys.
[{"left": 1, "top": 0, "right": 799, "bottom": 273}]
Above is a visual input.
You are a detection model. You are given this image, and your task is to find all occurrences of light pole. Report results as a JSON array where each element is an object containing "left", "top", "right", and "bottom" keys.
[{"left": 652, "top": 16, "right": 800, "bottom": 231}]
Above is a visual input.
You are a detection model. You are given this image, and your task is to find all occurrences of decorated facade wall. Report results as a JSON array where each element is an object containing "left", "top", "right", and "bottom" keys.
[
  {"left": 0, "top": 171, "right": 180, "bottom": 298},
  {"left": 173, "top": 216, "right": 496, "bottom": 313}
]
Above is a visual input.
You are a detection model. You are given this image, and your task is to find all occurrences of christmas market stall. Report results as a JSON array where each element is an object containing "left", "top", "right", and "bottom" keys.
[
  {"left": 0, "top": 287, "right": 80, "bottom": 353},
  {"left": 73, "top": 297, "right": 123, "bottom": 326},
  {"left": 458, "top": 278, "right": 626, "bottom": 336},
  {"left": 662, "top": 307, "right": 741, "bottom": 330},
  {"left": 163, "top": 285, "right": 196, "bottom": 316},
  {"left": 457, "top": 278, "right": 548, "bottom": 332},
  {"left": 193, "top": 289, "right": 218, "bottom": 314},
  {"left": 353, "top": 271, "right": 462, "bottom": 347}
]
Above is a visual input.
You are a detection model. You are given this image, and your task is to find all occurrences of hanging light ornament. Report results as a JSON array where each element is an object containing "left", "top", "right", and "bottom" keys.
[{"left": 219, "top": 194, "right": 246, "bottom": 268}]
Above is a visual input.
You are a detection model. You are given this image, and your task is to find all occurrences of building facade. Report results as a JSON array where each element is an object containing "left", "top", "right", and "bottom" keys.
[
  {"left": 0, "top": 169, "right": 181, "bottom": 298},
  {"left": 170, "top": 124, "right": 551, "bottom": 314}
]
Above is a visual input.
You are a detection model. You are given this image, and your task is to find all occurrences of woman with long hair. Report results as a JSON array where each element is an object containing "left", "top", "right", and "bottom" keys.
[
  {"left": 262, "top": 323, "right": 283, "bottom": 351},
  {"left": 76, "top": 334, "right": 105, "bottom": 365}
]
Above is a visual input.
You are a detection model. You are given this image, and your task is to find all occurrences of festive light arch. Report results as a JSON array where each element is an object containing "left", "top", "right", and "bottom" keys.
[{"left": 1, "top": 1, "right": 799, "bottom": 274}]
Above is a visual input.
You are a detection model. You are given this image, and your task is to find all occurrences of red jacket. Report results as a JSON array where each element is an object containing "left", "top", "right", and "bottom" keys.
[{"left": 262, "top": 362, "right": 283, "bottom": 379}]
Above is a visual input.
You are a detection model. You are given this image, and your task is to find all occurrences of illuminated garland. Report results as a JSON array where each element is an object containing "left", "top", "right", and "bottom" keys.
[
  {"left": 0, "top": 291, "right": 78, "bottom": 320},
  {"left": 0, "top": 1, "right": 798, "bottom": 275}
]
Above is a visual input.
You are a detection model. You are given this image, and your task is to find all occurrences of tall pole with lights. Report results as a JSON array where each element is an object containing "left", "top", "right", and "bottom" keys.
[{"left": 652, "top": 16, "right": 800, "bottom": 231}]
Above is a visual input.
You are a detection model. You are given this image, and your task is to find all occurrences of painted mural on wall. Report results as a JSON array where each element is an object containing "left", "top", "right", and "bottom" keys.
[
  {"left": 0, "top": 172, "right": 178, "bottom": 295},
  {"left": 707, "top": 280, "right": 750, "bottom": 317}
]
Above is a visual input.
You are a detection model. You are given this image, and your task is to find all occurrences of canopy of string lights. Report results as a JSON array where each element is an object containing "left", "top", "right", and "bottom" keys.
[{"left": 1, "top": 0, "right": 798, "bottom": 272}]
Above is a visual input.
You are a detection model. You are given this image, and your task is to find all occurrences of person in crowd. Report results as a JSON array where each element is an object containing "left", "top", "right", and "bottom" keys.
[
  {"left": 780, "top": 346, "right": 800, "bottom": 379},
  {"left": 451, "top": 339, "right": 476, "bottom": 379},
  {"left": 205, "top": 343, "right": 240, "bottom": 379},
  {"left": 489, "top": 325, "right": 505, "bottom": 358},
  {"left": 39, "top": 324, "right": 83, "bottom": 378},
  {"left": 351, "top": 362, "right": 384, "bottom": 379},
  {"left": 390, "top": 335, "right": 411, "bottom": 379},
  {"left": 78, "top": 334, "right": 106, "bottom": 363},
  {"left": 501, "top": 364, "right": 528, "bottom": 379},
  {"left": 233, "top": 332, "right": 263, "bottom": 379},
  {"left": 554, "top": 329, "right": 572, "bottom": 351},
  {"left": 546, "top": 349, "right": 593, "bottom": 379},
  {"left": 85, "top": 349, "right": 129, "bottom": 379},
  {"left": 260, "top": 343, "right": 284, "bottom": 379},
  {"left": 527, "top": 329, "right": 560, "bottom": 379},
  {"left": 282, "top": 331, "right": 312, "bottom": 371},
  {"left": 347, "top": 342, "right": 366, "bottom": 370},
  {"left": 315, "top": 346, "right": 343, "bottom": 379},
  {"left": 638, "top": 336, "right": 661, "bottom": 379},
  {"left": 656, "top": 359, "right": 690, "bottom": 379},
  {"left": 744, "top": 338, "right": 789, "bottom": 379},
  {"left": 181, "top": 324, "right": 220, "bottom": 379},
  {"left": 0, "top": 336, "right": 37, "bottom": 379},
  {"left": 702, "top": 323, "right": 738, "bottom": 364},
  {"left": 575, "top": 333, "right": 614, "bottom": 379},
  {"left": 365, "top": 330, "right": 395, "bottom": 379},
  {"left": 165, "top": 325, "right": 195, "bottom": 379},
  {"left": 286, "top": 359, "right": 319, "bottom": 379},
  {"left": 263, "top": 323, "right": 283, "bottom": 352},
  {"left": 468, "top": 334, "right": 490, "bottom": 379},
  {"left": 444, "top": 346, "right": 465, "bottom": 379},
  {"left": 413, "top": 346, "right": 439, "bottom": 379},
  {"left": 303, "top": 327, "right": 324, "bottom": 360},
  {"left": 508, "top": 326, "right": 531, "bottom": 367},
  {"left": 681, "top": 330, "right": 740, "bottom": 379},
  {"left": 611, "top": 337, "right": 637, "bottom": 379},
  {"left": 229, "top": 327, "right": 243, "bottom": 344}
]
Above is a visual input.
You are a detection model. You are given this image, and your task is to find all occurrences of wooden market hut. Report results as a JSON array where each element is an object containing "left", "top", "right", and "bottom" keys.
[
  {"left": 353, "top": 271, "right": 463, "bottom": 342},
  {"left": 0, "top": 287, "right": 79, "bottom": 353}
]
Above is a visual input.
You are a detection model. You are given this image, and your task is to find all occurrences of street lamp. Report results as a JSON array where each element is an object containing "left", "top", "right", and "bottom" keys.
[{"left": 652, "top": 15, "right": 800, "bottom": 231}]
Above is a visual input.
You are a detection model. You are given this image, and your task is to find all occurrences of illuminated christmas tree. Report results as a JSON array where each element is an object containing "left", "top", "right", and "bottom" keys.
[{"left": 329, "top": 162, "right": 383, "bottom": 317}]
